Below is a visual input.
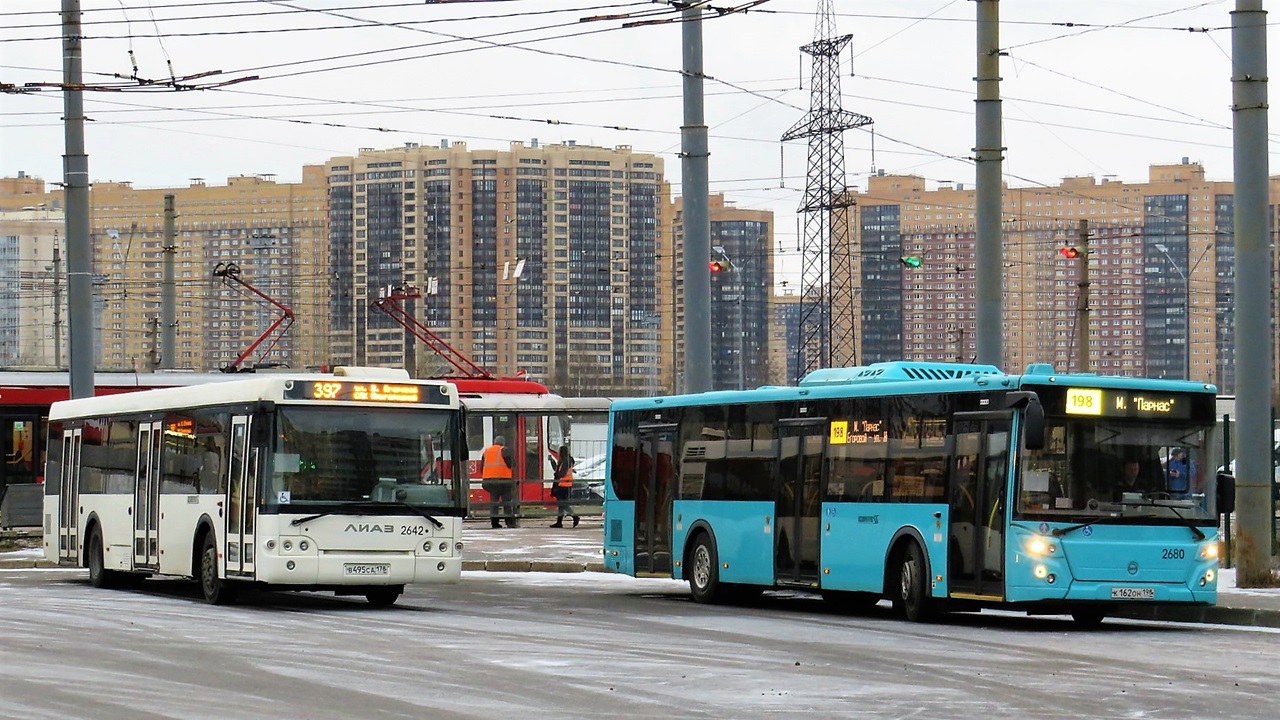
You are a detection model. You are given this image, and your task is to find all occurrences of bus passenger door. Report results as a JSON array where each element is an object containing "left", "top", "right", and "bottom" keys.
[
  {"left": 635, "top": 424, "right": 678, "bottom": 576},
  {"left": 775, "top": 419, "right": 825, "bottom": 587},
  {"left": 133, "top": 421, "right": 162, "bottom": 569},
  {"left": 58, "top": 428, "right": 82, "bottom": 563},
  {"left": 948, "top": 414, "right": 1012, "bottom": 600},
  {"left": 225, "top": 415, "right": 257, "bottom": 576}
]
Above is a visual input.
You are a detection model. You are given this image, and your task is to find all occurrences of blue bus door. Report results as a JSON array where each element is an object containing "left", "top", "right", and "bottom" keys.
[
  {"left": 635, "top": 424, "right": 677, "bottom": 575},
  {"left": 947, "top": 413, "right": 1012, "bottom": 601},
  {"left": 775, "top": 419, "right": 825, "bottom": 587}
]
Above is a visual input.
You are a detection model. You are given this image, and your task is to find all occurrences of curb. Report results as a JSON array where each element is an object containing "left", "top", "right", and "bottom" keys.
[
  {"left": 1112, "top": 604, "right": 1280, "bottom": 629},
  {"left": 0, "top": 558, "right": 58, "bottom": 570},
  {"left": 461, "top": 560, "right": 607, "bottom": 574}
]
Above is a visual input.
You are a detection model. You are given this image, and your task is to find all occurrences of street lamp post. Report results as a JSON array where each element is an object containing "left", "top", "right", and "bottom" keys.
[{"left": 1153, "top": 242, "right": 1212, "bottom": 381}]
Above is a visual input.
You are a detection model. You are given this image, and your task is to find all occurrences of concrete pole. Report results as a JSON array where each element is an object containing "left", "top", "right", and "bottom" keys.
[
  {"left": 974, "top": 0, "right": 1004, "bottom": 368},
  {"left": 52, "top": 241, "right": 63, "bottom": 368},
  {"left": 1075, "top": 220, "right": 1090, "bottom": 373},
  {"left": 681, "top": 5, "right": 712, "bottom": 394},
  {"left": 161, "top": 194, "right": 176, "bottom": 369},
  {"left": 1229, "top": 0, "right": 1272, "bottom": 585},
  {"left": 62, "top": 0, "right": 95, "bottom": 399}
]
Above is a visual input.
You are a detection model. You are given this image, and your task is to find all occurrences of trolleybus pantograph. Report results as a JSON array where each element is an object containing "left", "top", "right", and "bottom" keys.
[
  {"left": 602, "top": 361, "right": 1235, "bottom": 625},
  {"left": 43, "top": 367, "right": 468, "bottom": 606}
]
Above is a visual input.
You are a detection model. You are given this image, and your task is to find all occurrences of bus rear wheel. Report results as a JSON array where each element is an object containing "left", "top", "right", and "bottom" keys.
[
  {"left": 688, "top": 533, "right": 724, "bottom": 604},
  {"left": 895, "top": 543, "right": 932, "bottom": 622},
  {"left": 365, "top": 586, "right": 404, "bottom": 607},
  {"left": 199, "top": 533, "right": 238, "bottom": 606},
  {"left": 87, "top": 528, "right": 116, "bottom": 589}
]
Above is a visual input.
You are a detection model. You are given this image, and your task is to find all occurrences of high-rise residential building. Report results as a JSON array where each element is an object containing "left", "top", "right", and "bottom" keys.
[
  {"left": 846, "top": 159, "right": 1279, "bottom": 395},
  {"left": 669, "top": 194, "right": 776, "bottom": 392},
  {"left": 324, "top": 141, "right": 667, "bottom": 395},
  {"left": 3, "top": 170, "right": 330, "bottom": 371},
  {"left": 0, "top": 207, "right": 66, "bottom": 367}
]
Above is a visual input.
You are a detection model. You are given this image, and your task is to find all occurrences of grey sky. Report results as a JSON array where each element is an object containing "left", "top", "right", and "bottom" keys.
[{"left": 1, "top": 1, "right": 1272, "bottom": 283}]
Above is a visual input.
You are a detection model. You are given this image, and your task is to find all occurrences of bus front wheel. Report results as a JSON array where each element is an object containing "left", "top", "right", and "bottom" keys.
[
  {"left": 688, "top": 533, "right": 724, "bottom": 604},
  {"left": 895, "top": 543, "right": 932, "bottom": 622},
  {"left": 199, "top": 534, "right": 239, "bottom": 606}
]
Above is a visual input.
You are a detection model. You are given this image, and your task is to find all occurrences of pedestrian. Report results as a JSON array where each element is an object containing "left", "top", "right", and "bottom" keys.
[
  {"left": 550, "top": 444, "right": 580, "bottom": 528},
  {"left": 482, "top": 435, "right": 518, "bottom": 528},
  {"left": 1166, "top": 448, "right": 1191, "bottom": 497}
]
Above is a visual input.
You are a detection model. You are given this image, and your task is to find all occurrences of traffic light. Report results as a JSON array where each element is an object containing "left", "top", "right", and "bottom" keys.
[
  {"left": 899, "top": 255, "right": 923, "bottom": 268},
  {"left": 1058, "top": 247, "right": 1081, "bottom": 259},
  {"left": 709, "top": 260, "right": 726, "bottom": 273}
]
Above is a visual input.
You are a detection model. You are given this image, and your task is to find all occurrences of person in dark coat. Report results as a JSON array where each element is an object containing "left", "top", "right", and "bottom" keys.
[{"left": 550, "top": 444, "right": 580, "bottom": 528}]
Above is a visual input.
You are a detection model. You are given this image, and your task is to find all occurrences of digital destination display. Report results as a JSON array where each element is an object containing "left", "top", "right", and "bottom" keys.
[
  {"left": 1064, "top": 387, "right": 1190, "bottom": 419},
  {"left": 284, "top": 380, "right": 449, "bottom": 405}
]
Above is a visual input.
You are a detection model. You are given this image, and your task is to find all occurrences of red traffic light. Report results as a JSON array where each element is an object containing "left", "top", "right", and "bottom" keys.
[
  {"left": 709, "top": 261, "right": 725, "bottom": 272},
  {"left": 1058, "top": 247, "right": 1081, "bottom": 259}
]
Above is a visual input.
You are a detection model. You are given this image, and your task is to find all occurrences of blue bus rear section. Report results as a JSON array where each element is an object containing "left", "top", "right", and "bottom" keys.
[{"left": 601, "top": 361, "right": 1227, "bottom": 624}]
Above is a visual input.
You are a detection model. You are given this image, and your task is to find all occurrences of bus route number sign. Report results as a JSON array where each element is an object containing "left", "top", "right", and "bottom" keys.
[
  {"left": 1065, "top": 388, "right": 1103, "bottom": 416},
  {"left": 285, "top": 380, "right": 434, "bottom": 404}
]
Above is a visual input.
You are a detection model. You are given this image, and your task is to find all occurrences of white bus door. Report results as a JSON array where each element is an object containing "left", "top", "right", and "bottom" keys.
[
  {"left": 775, "top": 419, "right": 825, "bottom": 587},
  {"left": 224, "top": 415, "right": 257, "bottom": 576},
  {"left": 57, "top": 428, "right": 82, "bottom": 563},
  {"left": 133, "top": 421, "right": 162, "bottom": 569},
  {"left": 947, "top": 413, "right": 1012, "bottom": 601},
  {"left": 635, "top": 424, "right": 678, "bottom": 576}
]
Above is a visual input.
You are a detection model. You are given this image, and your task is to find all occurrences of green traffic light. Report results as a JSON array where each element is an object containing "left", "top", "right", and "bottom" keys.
[{"left": 899, "top": 256, "right": 923, "bottom": 268}]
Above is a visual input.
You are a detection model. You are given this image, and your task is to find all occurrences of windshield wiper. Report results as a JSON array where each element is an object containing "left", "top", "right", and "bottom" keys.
[
  {"left": 1122, "top": 501, "right": 1206, "bottom": 541},
  {"left": 290, "top": 501, "right": 444, "bottom": 529},
  {"left": 1050, "top": 515, "right": 1123, "bottom": 538}
]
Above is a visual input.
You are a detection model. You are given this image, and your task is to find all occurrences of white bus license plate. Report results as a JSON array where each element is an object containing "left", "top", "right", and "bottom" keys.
[
  {"left": 1111, "top": 587, "right": 1154, "bottom": 600},
  {"left": 344, "top": 563, "right": 390, "bottom": 576}
]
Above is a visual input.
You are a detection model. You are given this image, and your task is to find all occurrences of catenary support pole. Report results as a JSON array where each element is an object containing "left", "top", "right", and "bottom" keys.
[
  {"left": 1230, "top": 0, "right": 1272, "bottom": 585},
  {"left": 681, "top": 5, "right": 712, "bottom": 394},
  {"left": 974, "top": 0, "right": 1004, "bottom": 368},
  {"left": 62, "top": 0, "right": 95, "bottom": 399},
  {"left": 162, "top": 194, "right": 176, "bottom": 369}
]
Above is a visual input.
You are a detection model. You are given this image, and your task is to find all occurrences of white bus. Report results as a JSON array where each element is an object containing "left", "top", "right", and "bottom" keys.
[{"left": 42, "top": 367, "right": 468, "bottom": 606}]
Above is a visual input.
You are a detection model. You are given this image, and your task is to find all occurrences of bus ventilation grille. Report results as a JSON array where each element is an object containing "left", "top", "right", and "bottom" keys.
[{"left": 800, "top": 361, "right": 1004, "bottom": 386}]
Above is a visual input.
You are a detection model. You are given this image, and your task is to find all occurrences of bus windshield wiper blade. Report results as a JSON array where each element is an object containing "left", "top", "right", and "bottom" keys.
[
  {"left": 1130, "top": 502, "right": 1207, "bottom": 541},
  {"left": 386, "top": 501, "right": 445, "bottom": 529},
  {"left": 289, "top": 501, "right": 443, "bottom": 529}
]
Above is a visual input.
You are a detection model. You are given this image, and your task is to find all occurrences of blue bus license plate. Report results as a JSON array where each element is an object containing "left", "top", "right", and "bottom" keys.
[
  {"left": 344, "top": 563, "right": 390, "bottom": 576},
  {"left": 1111, "top": 587, "right": 1154, "bottom": 600}
]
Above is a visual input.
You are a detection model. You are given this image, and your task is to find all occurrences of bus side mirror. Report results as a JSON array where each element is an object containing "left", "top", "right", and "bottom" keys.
[
  {"left": 1005, "top": 391, "right": 1046, "bottom": 451},
  {"left": 1216, "top": 473, "right": 1236, "bottom": 515}
]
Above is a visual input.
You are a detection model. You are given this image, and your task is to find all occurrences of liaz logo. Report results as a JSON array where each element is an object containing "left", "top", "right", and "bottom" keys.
[{"left": 345, "top": 523, "right": 395, "bottom": 533}]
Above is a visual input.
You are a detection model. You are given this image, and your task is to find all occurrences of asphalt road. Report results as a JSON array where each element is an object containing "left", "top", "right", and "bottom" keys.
[{"left": 2, "top": 567, "right": 1280, "bottom": 719}]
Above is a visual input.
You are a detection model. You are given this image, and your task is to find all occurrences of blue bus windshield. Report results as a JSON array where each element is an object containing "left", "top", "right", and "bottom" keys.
[{"left": 1017, "top": 417, "right": 1214, "bottom": 521}]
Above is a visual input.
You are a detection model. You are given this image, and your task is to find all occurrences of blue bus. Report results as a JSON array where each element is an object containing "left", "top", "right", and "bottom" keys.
[{"left": 602, "top": 361, "right": 1234, "bottom": 625}]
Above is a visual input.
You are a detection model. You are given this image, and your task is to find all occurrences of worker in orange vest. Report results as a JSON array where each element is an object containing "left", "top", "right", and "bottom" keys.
[
  {"left": 550, "top": 443, "right": 580, "bottom": 528},
  {"left": 482, "top": 435, "right": 517, "bottom": 528}
]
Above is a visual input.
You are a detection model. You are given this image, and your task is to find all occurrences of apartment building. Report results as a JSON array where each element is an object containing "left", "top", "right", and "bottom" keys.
[
  {"left": 847, "top": 159, "right": 1280, "bottom": 395},
  {"left": 0, "top": 207, "right": 66, "bottom": 366},
  {"left": 324, "top": 141, "right": 667, "bottom": 396},
  {"left": 669, "top": 194, "right": 777, "bottom": 391},
  {"left": 2, "top": 170, "right": 330, "bottom": 371}
]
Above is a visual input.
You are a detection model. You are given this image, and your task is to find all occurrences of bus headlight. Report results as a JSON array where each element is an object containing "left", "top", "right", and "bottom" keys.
[
  {"left": 1026, "top": 537, "right": 1056, "bottom": 556},
  {"left": 1200, "top": 543, "right": 1219, "bottom": 560}
]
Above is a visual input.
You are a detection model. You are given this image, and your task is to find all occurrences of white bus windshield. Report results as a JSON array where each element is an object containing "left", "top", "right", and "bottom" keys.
[
  {"left": 266, "top": 407, "right": 462, "bottom": 509},
  {"left": 1017, "top": 418, "right": 1215, "bottom": 521}
]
